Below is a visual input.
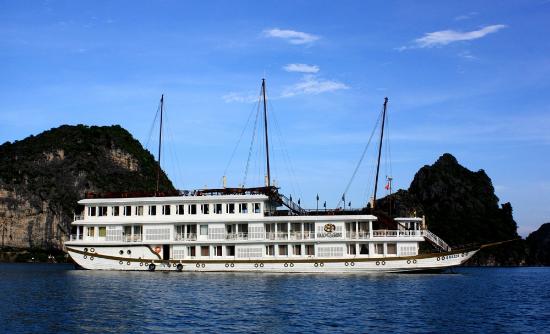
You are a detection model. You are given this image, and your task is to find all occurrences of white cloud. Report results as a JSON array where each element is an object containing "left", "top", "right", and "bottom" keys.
[
  {"left": 283, "top": 63, "right": 320, "bottom": 73},
  {"left": 399, "top": 24, "right": 507, "bottom": 50},
  {"left": 222, "top": 92, "right": 258, "bottom": 103},
  {"left": 458, "top": 50, "right": 477, "bottom": 60},
  {"left": 263, "top": 28, "right": 320, "bottom": 45},
  {"left": 454, "top": 12, "right": 478, "bottom": 21},
  {"left": 282, "top": 75, "right": 349, "bottom": 97},
  {"left": 414, "top": 24, "right": 507, "bottom": 48}
]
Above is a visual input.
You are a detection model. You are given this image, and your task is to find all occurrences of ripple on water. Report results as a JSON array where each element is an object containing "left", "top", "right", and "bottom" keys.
[{"left": 0, "top": 265, "right": 549, "bottom": 333}]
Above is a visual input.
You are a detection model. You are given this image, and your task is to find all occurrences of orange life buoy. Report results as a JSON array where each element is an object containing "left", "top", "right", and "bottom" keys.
[{"left": 154, "top": 246, "right": 161, "bottom": 253}]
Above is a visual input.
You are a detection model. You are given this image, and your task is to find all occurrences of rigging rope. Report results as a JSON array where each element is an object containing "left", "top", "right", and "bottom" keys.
[
  {"left": 144, "top": 101, "right": 161, "bottom": 152},
  {"left": 336, "top": 106, "right": 384, "bottom": 208},
  {"left": 242, "top": 93, "right": 262, "bottom": 187},
  {"left": 223, "top": 93, "right": 262, "bottom": 179}
]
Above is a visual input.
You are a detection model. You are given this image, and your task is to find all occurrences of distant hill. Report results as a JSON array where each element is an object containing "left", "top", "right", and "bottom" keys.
[
  {"left": 377, "top": 153, "right": 526, "bottom": 265},
  {"left": 0, "top": 124, "right": 174, "bottom": 250},
  {"left": 526, "top": 223, "right": 550, "bottom": 266}
]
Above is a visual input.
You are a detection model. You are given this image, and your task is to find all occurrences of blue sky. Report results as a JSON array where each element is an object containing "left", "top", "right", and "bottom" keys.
[{"left": 1, "top": 1, "right": 549, "bottom": 236}]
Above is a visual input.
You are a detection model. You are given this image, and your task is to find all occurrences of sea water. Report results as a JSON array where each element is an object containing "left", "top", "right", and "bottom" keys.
[{"left": 0, "top": 264, "right": 548, "bottom": 333}]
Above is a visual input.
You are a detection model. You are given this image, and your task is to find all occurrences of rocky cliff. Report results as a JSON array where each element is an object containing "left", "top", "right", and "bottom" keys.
[
  {"left": 378, "top": 153, "right": 526, "bottom": 265},
  {"left": 525, "top": 223, "right": 550, "bottom": 266},
  {"left": 0, "top": 124, "right": 174, "bottom": 251}
]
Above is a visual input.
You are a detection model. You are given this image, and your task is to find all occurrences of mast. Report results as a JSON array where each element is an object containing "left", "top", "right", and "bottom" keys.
[
  {"left": 156, "top": 94, "right": 164, "bottom": 193},
  {"left": 373, "top": 97, "right": 388, "bottom": 208},
  {"left": 262, "top": 79, "right": 271, "bottom": 187}
]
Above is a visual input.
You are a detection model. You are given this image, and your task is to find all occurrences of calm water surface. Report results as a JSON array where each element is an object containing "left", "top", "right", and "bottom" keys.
[{"left": 0, "top": 264, "right": 548, "bottom": 333}]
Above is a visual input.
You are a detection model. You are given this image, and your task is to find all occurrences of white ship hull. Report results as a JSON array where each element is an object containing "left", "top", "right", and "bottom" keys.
[{"left": 66, "top": 245, "right": 478, "bottom": 273}]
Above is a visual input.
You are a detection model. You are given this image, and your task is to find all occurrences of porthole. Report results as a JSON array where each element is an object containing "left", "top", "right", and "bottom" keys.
[
  {"left": 230, "top": 263, "right": 235, "bottom": 268},
  {"left": 119, "top": 250, "right": 124, "bottom": 255},
  {"left": 119, "top": 260, "right": 123, "bottom": 265},
  {"left": 127, "top": 250, "right": 132, "bottom": 255},
  {"left": 201, "top": 263, "right": 205, "bottom": 268},
  {"left": 259, "top": 263, "right": 264, "bottom": 268},
  {"left": 90, "top": 248, "right": 95, "bottom": 253},
  {"left": 290, "top": 263, "right": 294, "bottom": 267},
  {"left": 350, "top": 262, "right": 355, "bottom": 267},
  {"left": 126, "top": 261, "right": 131, "bottom": 266},
  {"left": 381, "top": 261, "right": 386, "bottom": 265},
  {"left": 320, "top": 263, "right": 324, "bottom": 267},
  {"left": 90, "top": 256, "right": 94, "bottom": 261},
  {"left": 284, "top": 263, "right": 289, "bottom": 267},
  {"left": 83, "top": 248, "right": 88, "bottom": 253},
  {"left": 345, "top": 262, "right": 349, "bottom": 266}
]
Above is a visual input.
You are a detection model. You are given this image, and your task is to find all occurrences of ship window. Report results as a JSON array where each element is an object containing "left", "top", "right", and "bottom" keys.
[
  {"left": 177, "top": 204, "right": 184, "bottom": 215},
  {"left": 214, "top": 246, "right": 222, "bottom": 256},
  {"left": 348, "top": 244, "right": 357, "bottom": 255},
  {"left": 375, "top": 243, "right": 384, "bottom": 255},
  {"left": 239, "top": 203, "right": 248, "bottom": 213},
  {"left": 201, "top": 204, "right": 210, "bottom": 214},
  {"left": 201, "top": 246, "right": 210, "bottom": 257},
  {"left": 254, "top": 203, "right": 261, "bottom": 213},
  {"left": 293, "top": 244, "right": 302, "bottom": 256},
  {"left": 387, "top": 243, "right": 397, "bottom": 255},
  {"left": 134, "top": 225, "right": 142, "bottom": 236},
  {"left": 227, "top": 203, "right": 235, "bottom": 214},
  {"left": 188, "top": 246, "right": 196, "bottom": 257},
  {"left": 305, "top": 244, "right": 315, "bottom": 256},
  {"left": 98, "top": 206, "right": 107, "bottom": 216},
  {"left": 124, "top": 206, "right": 132, "bottom": 216},
  {"left": 226, "top": 245, "right": 235, "bottom": 256},
  {"left": 189, "top": 204, "right": 197, "bottom": 215},
  {"left": 162, "top": 205, "right": 171, "bottom": 215},
  {"left": 98, "top": 226, "right": 106, "bottom": 237},
  {"left": 200, "top": 225, "right": 208, "bottom": 236},
  {"left": 278, "top": 245, "right": 288, "bottom": 256},
  {"left": 266, "top": 245, "right": 274, "bottom": 256},
  {"left": 88, "top": 207, "right": 96, "bottom": 216},
  {"left": 214, "top": 203, "right": 222, "bottom": 214},
  {"left": 136, "top": 206, "right": 144, "bottom": 216},
  {"left": 112, "top": 206, "right": 120, "bottom": 216},
  {"left": 359, "top": 244, "right": 369, "bottom": 254},
  {"left": 87, "top": 227, "right": 95, "bottom": 237},
  {"left": 148, "top": 205, "right": 157, "bottom": 216}
]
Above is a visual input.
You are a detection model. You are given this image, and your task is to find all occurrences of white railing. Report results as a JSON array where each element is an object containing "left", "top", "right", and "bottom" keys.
[
  {"left": 123, "top": 234, "right": 143, "bottom": 242},
  {"left": 266, "top": 232, "right": 289, "bottom": 240},
  {"left": 346, "top": 232, "right": 371, "bottom": 239},
  {"left": 175, "top": 233, "right": 197, "bottom": 241},
  {"left": 225, "top": 232, "right": 248, "bottom": 240},
  {"left": 73, "top": 214, "right": 84, "bottom": 221},
  {"left": 423, "top": 229, "right": 452, "bottom": 252}
]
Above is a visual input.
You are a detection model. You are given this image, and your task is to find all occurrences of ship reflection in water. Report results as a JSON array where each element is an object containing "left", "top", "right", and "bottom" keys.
[{"left": 0, "top": 263, "right": 548, "bottom": 333}]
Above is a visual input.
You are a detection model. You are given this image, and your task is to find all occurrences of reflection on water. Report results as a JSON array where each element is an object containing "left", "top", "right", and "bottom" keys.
[{"left": 1, "top": 264, "right": 549, "bottom": 333}]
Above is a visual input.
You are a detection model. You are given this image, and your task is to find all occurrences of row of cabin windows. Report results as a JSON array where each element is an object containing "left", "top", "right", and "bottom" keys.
[
  {"left": 187, "top": 245, "right": 315, "bottom": 257},
  {"left": 87, "top": 203, "right": 262, "bottom": 217}
]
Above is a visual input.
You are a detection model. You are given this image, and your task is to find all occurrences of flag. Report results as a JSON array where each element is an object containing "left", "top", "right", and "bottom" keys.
[
  {"left": 323, "top": 201, "right": 326, "bottom": 208},
  {"left": 385, "top": 182, "right": 390, "bottom": 190}
]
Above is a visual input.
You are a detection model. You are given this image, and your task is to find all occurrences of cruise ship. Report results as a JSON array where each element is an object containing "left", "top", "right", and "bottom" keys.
[{"left": 65, "top": 81, "right": 480, "bottom": 272}]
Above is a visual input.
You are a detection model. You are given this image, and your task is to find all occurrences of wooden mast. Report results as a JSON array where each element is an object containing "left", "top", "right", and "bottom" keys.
[
  {"left": 156, "top": 94, "right": 164, "bottom": 193},
  {"left": 262, "top": 79, "right": 271, "bottom": 188},
  {"left": 372, "top": 97, "right": 388, "bottom": 209}
]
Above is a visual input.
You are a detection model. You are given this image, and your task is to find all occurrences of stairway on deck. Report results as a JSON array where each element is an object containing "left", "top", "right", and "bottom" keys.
[
  {"left": 278, "top": 194, "right": 306, "bottom": 215},
  {"left": 424, "top": 230, "right": 452, "bottom": 252}
]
